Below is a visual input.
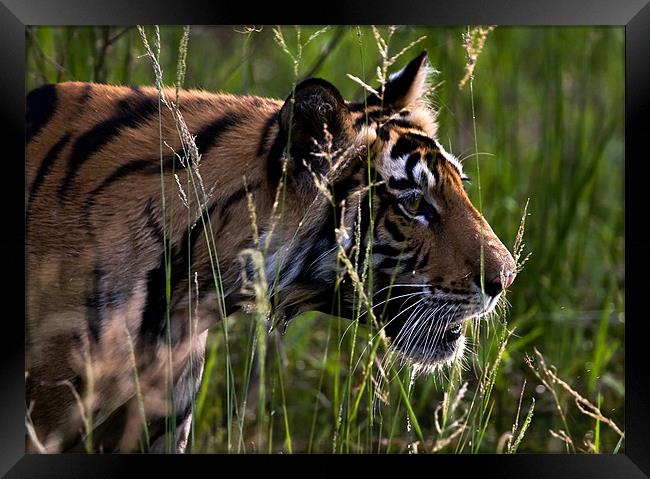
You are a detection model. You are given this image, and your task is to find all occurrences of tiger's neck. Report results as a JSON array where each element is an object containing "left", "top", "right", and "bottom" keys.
[{"left": 165, "top": 98, "right": 373, "bottom": 333}]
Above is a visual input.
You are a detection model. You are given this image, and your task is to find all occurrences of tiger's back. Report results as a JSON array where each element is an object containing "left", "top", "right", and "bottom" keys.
[{"left": 26, "top": 81, "right": 284, "bottom": 452}]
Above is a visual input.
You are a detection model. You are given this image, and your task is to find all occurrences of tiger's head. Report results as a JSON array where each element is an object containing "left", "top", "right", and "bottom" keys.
[{"left": 270, "top": 51, "right": 516, "bottom": 369}]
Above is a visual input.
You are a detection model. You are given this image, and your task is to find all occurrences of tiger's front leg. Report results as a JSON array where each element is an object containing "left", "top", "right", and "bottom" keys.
[{"left": 147, "top": 329, "right": 208, "bottom": 453}]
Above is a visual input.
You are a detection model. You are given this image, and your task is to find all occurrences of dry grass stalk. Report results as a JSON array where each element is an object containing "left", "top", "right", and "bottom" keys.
[
  {"left": 234, "top": 26, "right": 263, "bottom": 34},
  {"left": 138, "top": 26, "right": 214, "bottom": 221},
  {"left": 304, "top": 124, "right": 360, "bottom": 206},
  {"left": 526, "top": 347, "right": 624, "bottom": 453},
  {"left": 372, "top": 26, "right": 427, "bottom": 97},
  {"left": 25, "top": 400, "right": 48, "bottom": 453},
  {"left": 549, "top": 428, "right": 574, "bottom": 448},
  {"left": 124, "top": 326, "right": 150, "bottom": 450},
  {"left": 513, "top": 198, "right": 532, "bottom": 273},
  {"left": 348, "top": 26, "right": 427, "bottom": 101},
  {"left": 525, "top": 352, "right": 574, "bottom": 451},
  {"left": 459, "top": 26, "right": 496, "bottom": 90},
  {"left": 508, "top": 399, "right": 535, "bottom": 453},
  {"left": 334, "top": 200, "right": 381, "bottom": 334},
  {"left": 243, "top": 176, "right": 260, "bottom": 249},
  {"left": 532, "top": 348, "right": 623, "bottom": 438},
  {"left": 431, "top": 381, "right": 468, "bottom": 452}
]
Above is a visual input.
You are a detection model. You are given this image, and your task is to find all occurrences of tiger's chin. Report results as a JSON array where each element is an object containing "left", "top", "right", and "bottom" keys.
[
  {"left": 390, "top": 296, "right": 505, "bottom": 374},
  {"left": 393, "top": 330, "right": 467, "bottom": 376}
]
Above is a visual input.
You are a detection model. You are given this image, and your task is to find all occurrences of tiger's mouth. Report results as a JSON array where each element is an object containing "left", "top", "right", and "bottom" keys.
[
  {"left": 382, "top": 294, "right": 501, "bottom": 369},
  {"left": 366, "top": 281, "right": 507, "bottom": 370},
  {"left": 443, "top": 322, "right": 463, "bottom": 342},
  {"left": 389, "top": 318, "right": 467, "bottom": 369}
]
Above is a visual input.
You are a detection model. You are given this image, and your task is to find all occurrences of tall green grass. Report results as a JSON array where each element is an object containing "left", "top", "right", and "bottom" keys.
[{"left": 26, "top": 25, "right": 624, "bottom": 453}]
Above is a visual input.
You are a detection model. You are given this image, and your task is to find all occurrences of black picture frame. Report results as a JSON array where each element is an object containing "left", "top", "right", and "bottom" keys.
[{"left": 2, "top": 0, "right": 648, "bottom": 477}]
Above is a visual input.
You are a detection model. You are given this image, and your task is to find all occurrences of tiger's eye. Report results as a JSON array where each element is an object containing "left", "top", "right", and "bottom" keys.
[
  {"left": 399, "top": 193, "right": 441, "bottom": 225},
  {"left": 401, "top": 194, "right": 424, "bottom": 216}
]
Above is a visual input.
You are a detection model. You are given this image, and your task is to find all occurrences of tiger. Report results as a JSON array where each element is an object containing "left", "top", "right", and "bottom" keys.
[{"left": 25, "top": 50, "right": 516, "bottom": 453}]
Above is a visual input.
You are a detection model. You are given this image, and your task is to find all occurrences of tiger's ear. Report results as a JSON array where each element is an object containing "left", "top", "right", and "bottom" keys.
[
  {"left": 369, "top": 50, "right": 431, "bottom": 111},
  {"left": 279, "top": 78, "right": 354, "bottom": 176}
]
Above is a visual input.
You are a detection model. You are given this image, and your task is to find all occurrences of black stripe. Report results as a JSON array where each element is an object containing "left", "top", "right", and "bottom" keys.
[
  {"left": 84, "top": 267, "right": 125, "bottom": 342},
  {"left": 331, "top": 163, "right": 362, "bottom": 204},
  {"left": 58, "top": 92, "right": 159, "bottom": 199},
  {"left": 404, "top": 132, "right": 437, "bottom": 149},
  {"left": 390, "top": 136, "right": 419, "bottom": 159},
  {"left": 383, "top": 217, "right": 405, "bottom": 242},
  {"left": 257, "top": 111, "right": 279, "bottom": 157},
  {"left": 405, "top": 153, "right": 420, "bottom": 183},
  {"left": 210, "top": 183, "right": 258, "bottom": 240},
  {"left": 143, "top": 198, "right": 165, "bottom": 244},
  {"left": 353, "top": 109, "right": 382, "bottom": 128},
  {"left": 356, "top": 192, "right": 372, "bottom": 269},
  {"left": 211, "top": 206, "right": 232, "bottom": 240},
  {"left": 169, "top": 188, "right": 237, "bottom": 314},
  {"left": 28, "top": 133, "right": 70, "bottom": 202},
  {"left": 156, "top": 110, "right": 243, "bottom": 172},
  {"left": 200, "top": 202, "right": 221, "bottom": 236},
  {"left": 219, "top": 185, "right": 250, "bottom": 215},
  {"left": 140, "top": 249, "right": 171, "bottom": 340},
  {"left": 249, "top": 97, "right": 265, "bottom": 108},
  {"left": 295, "top": 171, "right": 367, "bottom": 281},
  {"left": 185, "top": 201, "right": 222, "bottom": 292},
  {"left": 84, "top": 267, "right": 103, "bottom": 342},
  {"left": 416, "top": 251, "right": 429, "bottom": 270},
  {"left": 140, "top": 191, "right": 201, "bottom": 340},
  {"left": 386, "top": 117, "right": 417, "bottom": 129},
  {"left": 388, "top": 176, "right": 415, "bottom": 191},
  {"left": 378, "top": 125, "right": 391, "bottom": 141},
  {"left": 319, "top": 201, "right": 341, "bottom": 247},
  {"left": 174, "top": 213, "right": 212, "bottom": 298},
  {"left": 401, "top": 244, "right": 422, "bottom": 273},
  {"left": 347, "top": 102, "right": 366, "bottom": 112},
  {"left": 266, "top": 129, "right": 287, "bottom": 189},
  {"left": 364, "top": 92, "right": 382, "bottom": 107},
  {"left": 374, "top": 186, "right": 391, "bottom": 221},
  {"left": 424, "top": 152, "right": 441, "bottom": 183},
  {"left": 372, "top": 242, "right": 402, "bottom": 257},
  {"left": 79, "top": 83, "right": 93, "bottom": 103},
  {"left": 391, "top": 132, "right": 439, "bottom": 161},
  {"left": 377, "top": 255, "right": 404, "bottom": 271},
  {"left": 368, "top": 166, "right": 382, "bottom": 187},
  {"left": 87, "top": 111, "right": 245, "bottom": 203},
  {"left": 82, "top": 158, "right": 161, "bottom": 231},
  {"left": 363, "top": 182, "right": 392, "bottom": 267},
  {"left": 26, "top": 84, "right": 57, "bottom": 142},
  {"left": 193, "top": 112, "right": 243, "bottom": 159},
  {"left": 90, "top": 159, "right": 155, "bottom": 199}
]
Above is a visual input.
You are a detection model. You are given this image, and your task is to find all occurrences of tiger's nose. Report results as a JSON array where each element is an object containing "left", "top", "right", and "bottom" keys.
[{"left": 480, "top": 270, "right": 516, "bottom": 297}]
